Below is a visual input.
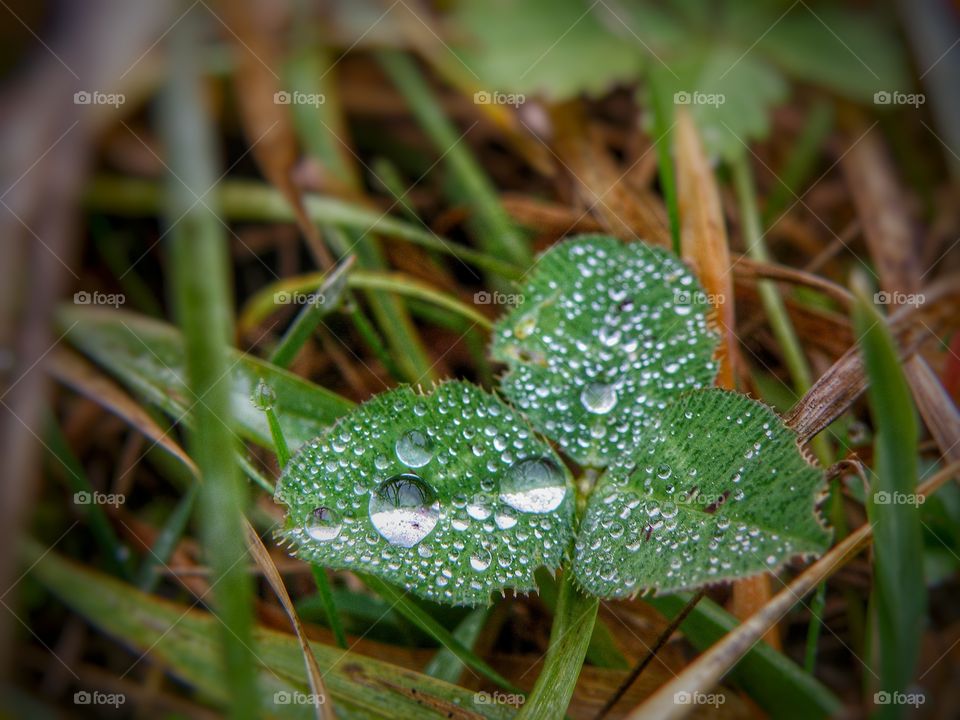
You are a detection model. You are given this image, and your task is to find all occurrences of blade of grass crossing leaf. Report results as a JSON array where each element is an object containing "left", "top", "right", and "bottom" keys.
[
  {"left": 518, "top": 572, "right": 598, "bottom": 720},
  {"left": 162, "top": 15, "right": 258, "bottom": 718},
  {"left": 423, "top": 607, "right": 489, "bottom": 684},
  {"left": 851, "top": 276, "right": 925, "bottom": 714},
  {"left": 377, "top": 50, "right": 531, "bottom": 269},
  {"left": 360, "top": 574, "right": 521, "bottom": 693}
]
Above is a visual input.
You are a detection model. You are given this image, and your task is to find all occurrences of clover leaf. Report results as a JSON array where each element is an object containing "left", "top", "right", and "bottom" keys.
[
  {"left": 274, "top": 381, "right": 575, "bottom": 605},
  {"left": 491, "top": 235, "right": 719, "bottom": 466}
]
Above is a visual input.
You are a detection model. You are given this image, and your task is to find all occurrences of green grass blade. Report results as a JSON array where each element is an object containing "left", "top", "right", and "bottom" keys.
[
  {"left": 360, "top": 574, "right": 521, "bottom": 693},
  {"left": 43, "top": 418, "right": 131, "bottom": 580},
  {"left": 85, "top": 176, "right": 523, "bottom": 279},
  {"left": 648, "top": 68, "right": 681, "bottom": 254},
  {"left": 25, "top": 543, "right": 517, "bottom": 719},
  {"left": 517, "top": 572, "right": 598, "bottom": 720},
  {"left": 423, "top": 607, "right": 490, "bottom": 684},
  {"left": 161, "top": 17, "right": 257, "bottom": 716},
  {"left": 310, "top": 565, "right": 347, "bottom": 650},
  {"left": 852, "top": 276, "right": 925, "bottom": 716},
  {"left": 136, "top": 484, "right": 198, "bottom": 592},
  {"left": 377, "top": 50, "right": 531, "bottom": 269}
]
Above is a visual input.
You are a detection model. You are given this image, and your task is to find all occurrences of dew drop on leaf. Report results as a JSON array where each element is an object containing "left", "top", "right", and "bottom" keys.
[
  {"left": 470, "top": 549, "right": 492, "bottom": 572},
  {"left": 305, "top": 506, "right": 342, "bottom": 542},
  {"left": 368, "top": 473, "right": 440, "bottom": 547},
  {"left": 395, "top": 429, "right": 433, "bottom": 468},
  {"left": 500, "top": 458, "right": 567, "bottom": 513},
  {"left": 580, "top": 382, "right": 618, "bottom": 414}
]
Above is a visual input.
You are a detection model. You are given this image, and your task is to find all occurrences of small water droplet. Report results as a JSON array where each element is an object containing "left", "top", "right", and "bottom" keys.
[
  {"left": 305, "top": 506, "right": 342, "bottom": 542},
  {"left": 580, "top": 382, "right": 618, "bottom": 414},
  {"left": 369, "top": 473, "right": 440, "bottom": 547},
  {"left": 395, "top": 430, "right": 433, "bottom": 468},
  {"left": 500, "top": 458, "right": 567, "bottom": 514}
]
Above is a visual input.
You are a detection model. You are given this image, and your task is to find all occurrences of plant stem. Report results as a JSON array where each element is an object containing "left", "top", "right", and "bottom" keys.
[
  {"left": 518, "top": 571, "right": 599, "bottom": 720},
  {"left": 162, "top": 12, "right": 257, "bottom": 719}
]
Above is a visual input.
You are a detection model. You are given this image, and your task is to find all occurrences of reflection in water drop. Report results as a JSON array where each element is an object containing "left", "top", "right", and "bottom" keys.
[
  {"left": 305, "top": 506, "right": 342, "bottom": 542},
  {"left": 369, "top": 473, "right": 440, "bottom": 547},
  {"left": 580, "top": 382, "right": 618, "bottom": 414},
  {"left": 395, "top": 430, "right": 433, "bottom": 468},
  {"left": 500, "top": 458, "right": 567, "bottom": 514},
  {"left": 470, "top": 549, "right": 492, "bottom": 572}
]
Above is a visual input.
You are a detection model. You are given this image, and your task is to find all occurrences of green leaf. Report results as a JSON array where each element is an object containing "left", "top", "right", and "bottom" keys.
[
  {"left": 575, "top": 389, "right": 830, "bottom": 597},
  {"left": 60, "top": 307, "right": 353, "bottom": 451},
  {"left": 448, "top": 0, "right": 643, "bottom": 100},
  {"left": 275, "top": 381, "right": 575, "bottom": 605},
  {"left": 26, "top": 541, "right": 516, "bottom": 720},
  {"left": 491, "top": 235, "right": 719, "bottom": 466},
  {"left": 757, "top": 6, "right": 910, "bottom": 102},
  {"left": 647, "top": 48, "right": 788, "bottom": 162}
]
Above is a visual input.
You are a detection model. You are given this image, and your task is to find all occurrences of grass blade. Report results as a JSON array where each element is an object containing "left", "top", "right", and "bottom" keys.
[
  {"left": 851, "top": 274, "right": 926, "bottom": 715},
  {"left": 162, "top": 16, "right": 257, "bottom": 717},
  {"left": 360, "top": 574, "right": 521, "bottom": 693}
]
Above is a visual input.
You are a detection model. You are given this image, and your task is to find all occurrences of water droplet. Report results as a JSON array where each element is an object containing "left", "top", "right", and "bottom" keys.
[
  {"left": 395, "top": 430, "right": 433, "bottom": 468},
  {"left": 500, "top": 458, "right": 567, "bottom": 514},
  {"left": 305, "top": 506, "right": 342, "bottom": 542},
  {"left": 580, "top": 382, "right": 618, "bottom": 414},
  {"left": 470, "top": 549, "right": 491, "bottom": 572},
  {"left": 369, "top": 473, "right": 440, "bottom": 547}
]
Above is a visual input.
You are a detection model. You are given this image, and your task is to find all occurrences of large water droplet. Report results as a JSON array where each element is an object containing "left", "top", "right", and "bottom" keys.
[
  {"left": 580, "top": 382, "right": 618, "bottom": 414},
  {"left": 500, "top": 458, "right": 567, "bottom": 514},
  {"left": 395, "top": 430, "right": 433, "bottom": 468},
  {"left": 305, "top": 506, "right": 342, "bottom": 542},
  {"left": 369, "top": 473, "right": 440, "bottom": 547},
  {"left": 470, "top": 549, "right": 491, "bottom": 572}
]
